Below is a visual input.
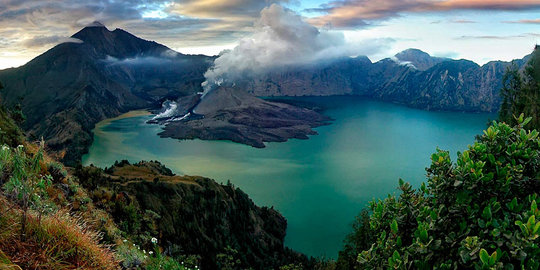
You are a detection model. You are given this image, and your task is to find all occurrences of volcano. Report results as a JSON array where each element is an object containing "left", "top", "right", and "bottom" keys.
[{"left": 156, "top": 86, "right": 332, "bottom": 148}]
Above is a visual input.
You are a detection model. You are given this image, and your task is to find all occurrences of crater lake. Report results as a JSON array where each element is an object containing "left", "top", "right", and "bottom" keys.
[{"left": 82, "top": 96, "right": 494, "bottom": 258}]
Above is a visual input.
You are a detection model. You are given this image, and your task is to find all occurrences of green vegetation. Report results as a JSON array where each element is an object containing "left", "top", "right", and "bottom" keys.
[
  {"left": 338, "top": 116, "right": 540, "bottom": 269},
  {"left": 499, "top": 45, "right": 540, "bottom": 129},
  {"left": 0, "top": 144, "right": 117, "bottom": 269},
  {"left": 2, "top": 142, "right": 53, "bottom": 241},
  {"left": 74, "top": 160, "right": 313, "bottom": 269},
  {"left": 0, "top": 81, "right": 24, "bottom": 147}
]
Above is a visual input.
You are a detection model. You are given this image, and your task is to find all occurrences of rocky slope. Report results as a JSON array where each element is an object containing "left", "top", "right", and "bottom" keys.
[{"left": 75, "top": 160, "right": 308, "bottom": 269}]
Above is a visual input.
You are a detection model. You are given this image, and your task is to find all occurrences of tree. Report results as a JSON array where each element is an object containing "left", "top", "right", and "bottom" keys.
[
  {"left": 499, "top": 45, "right": 540, "bottom": 129},
  {"left": 340, "top": 116, "right": 540, "bottom": 269},
  {"left": 2, "top": 142, "right": 52, "bottom": 240},
  {"left": 336, "top": 210, "right": 375, "bottom": 269},
  {"left": 522, "top": 45, "right": 540, "bottom": 129},
  {"left": 499, "top": 63, "right": 523, "bottom": 126}
]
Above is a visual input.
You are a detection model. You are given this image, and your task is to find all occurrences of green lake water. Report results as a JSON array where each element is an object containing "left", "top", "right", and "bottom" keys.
[{"left": 82, "top": 96, "right": 494, "bottom": 258}]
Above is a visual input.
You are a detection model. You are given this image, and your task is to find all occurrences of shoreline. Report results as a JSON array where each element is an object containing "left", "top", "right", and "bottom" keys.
[{"left": 94, "top": 110, "right": 152, "bottom": 135}]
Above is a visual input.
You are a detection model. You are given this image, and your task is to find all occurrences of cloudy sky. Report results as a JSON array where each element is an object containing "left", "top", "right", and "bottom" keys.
[{"left": 0, "top": 0, "right": 539, "bottom": 69}]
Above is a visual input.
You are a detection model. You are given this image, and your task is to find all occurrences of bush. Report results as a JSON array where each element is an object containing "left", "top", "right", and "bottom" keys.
[
  {"left": 346, "top": 117, "right": 540, "bottom": 269},
  {"left": 47, "top": 161, "right": 68, "bottom": 182}
]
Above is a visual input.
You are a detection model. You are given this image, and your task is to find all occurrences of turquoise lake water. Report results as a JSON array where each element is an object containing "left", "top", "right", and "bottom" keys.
[{"left": 82, "top": 96, "right": 494, "bottom": 258}]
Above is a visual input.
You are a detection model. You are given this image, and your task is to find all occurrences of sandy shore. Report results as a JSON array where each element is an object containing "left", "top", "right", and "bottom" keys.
[{"left": 94, "top": 110, "right": 152, "bottom": 134}]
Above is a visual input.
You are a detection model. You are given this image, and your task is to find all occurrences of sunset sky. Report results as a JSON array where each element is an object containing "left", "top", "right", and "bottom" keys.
[{"left": 0, "top": 0, "right": 539, "bottom": 69}]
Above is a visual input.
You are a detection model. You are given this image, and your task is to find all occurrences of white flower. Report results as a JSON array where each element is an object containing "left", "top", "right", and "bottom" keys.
[
  {"left": 151, "top": 237, "right": 158, "bottom": 244},
  {"left": 133, "top": 244, "right": 136, "bottom": 246},
  {"left": 143, "top": 250, "right": 146, "bottom": 254},
  {"left": 123, "top": 239, "right": 127, "bottom": 243},
  {"left": 149, "top": 251, "right": 154, "bottom": 255}
]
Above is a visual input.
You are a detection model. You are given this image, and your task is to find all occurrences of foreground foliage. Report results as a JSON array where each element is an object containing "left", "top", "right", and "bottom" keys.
[
  {"left": 342, "top": 117, "right": 540, "bottom": 269},
  {"left": 0, "top": 144, "right": 117, "bottom": 269}
]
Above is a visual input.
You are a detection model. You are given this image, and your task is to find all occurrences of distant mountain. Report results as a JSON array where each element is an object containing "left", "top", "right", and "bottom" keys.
[
  {"left": 245, "top": 49, "right": 530, "bottom": 112},
  {"left": 0, "top": 23, "right": 211, "bottom": 164},
  {"left": 0, "top": 23, "right": 531, "bottom": 163},
  {"left": 394, "top": 48, "right": 449, "bottom": 70}
]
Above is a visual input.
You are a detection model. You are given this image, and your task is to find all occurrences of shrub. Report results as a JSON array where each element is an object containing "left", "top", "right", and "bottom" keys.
[
  {"left": 2, "top": 143, "right": 53, "bottom": 240},
  {"left": 347, "top": 116, "right": 540, "bottom": 269},
  {"left": 47, "top": 161, "right": 68, "bottom": 182}
]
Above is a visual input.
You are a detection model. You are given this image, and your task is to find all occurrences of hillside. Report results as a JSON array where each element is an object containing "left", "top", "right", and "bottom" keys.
[
  {"left": 0, "top": 82, "right": 24, "bottom": 147},
  {"left": 75, "top": 160, "right": 309, "bottom": 269},
  {"left": 0, "top": 102, "right": 311, "bottom": 269}
]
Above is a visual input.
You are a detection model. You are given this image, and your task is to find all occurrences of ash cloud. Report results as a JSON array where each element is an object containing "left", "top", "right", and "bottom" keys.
[{"left": 202, "top": 4, "right": 386, "bottom": 92}]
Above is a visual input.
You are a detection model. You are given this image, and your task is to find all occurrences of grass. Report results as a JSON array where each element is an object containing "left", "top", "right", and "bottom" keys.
[
  {"left": 0, "top": 197, "right": 117, "bottom": 269},
  {"left": 109, "top": 165, "right": 201, "bottom": 186}
]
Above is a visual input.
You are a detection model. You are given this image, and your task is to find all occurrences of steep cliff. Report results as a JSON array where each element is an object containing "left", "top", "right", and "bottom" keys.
[{"left": 75, "top": 160, "right": 307, "bottom": 269}]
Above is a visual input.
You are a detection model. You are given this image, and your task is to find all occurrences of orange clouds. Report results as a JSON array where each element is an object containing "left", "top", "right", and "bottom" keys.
[
  {"left": 309, "top": 0, "right": 540, "bottom": 27},
  {"left": 505, "top": 18, "right": 540, "bottom": 24}
]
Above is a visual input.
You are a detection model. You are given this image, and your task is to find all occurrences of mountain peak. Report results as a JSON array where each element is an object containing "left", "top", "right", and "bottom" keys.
[
  {"left": 86, "top": 21, "right": 106, "bottom": 28},
  {"left": 395, "top": 49, "right": 431, "bottom": 60},
  {"left": 394, "top": 48, "right": 448, "bottom": 71},
  {"left": 70, "top": 23, "right": 171, "bottom": 59}
]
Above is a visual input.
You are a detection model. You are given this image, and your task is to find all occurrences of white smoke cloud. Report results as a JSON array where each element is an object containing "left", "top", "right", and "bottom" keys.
[{"left": 202, "top": 4, "right": 361, "bottom": 92}]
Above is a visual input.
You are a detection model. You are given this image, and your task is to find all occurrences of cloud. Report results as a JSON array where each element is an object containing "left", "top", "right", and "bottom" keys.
[
  {"left": 202, "top": 4, "right": 392, "bottom": 91},
  {"left": 456, "top": 33, "right": 540, "bottom": 40},
  {"left": 22, "top": 36, "right": 82, "bottom": 48},
  {"left": 451, "top": 19, "right": 476, "bottom": 23},
  {"left": 0, "top": 0, "right": 288, "bottom": 67},
  {"left": 307, "top": 0, "right": 540, "bottom": 28},
  {"left": 169, "top": 0, "right": 288, "bottom": 19},
  {"left": 504, "top": 19, "right": 540, "bottom": 24}
]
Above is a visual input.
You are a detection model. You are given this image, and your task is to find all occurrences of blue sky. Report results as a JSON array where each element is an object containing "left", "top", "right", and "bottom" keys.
[{"left": 0, "top": 0, "right": 538, "bottom": 69}]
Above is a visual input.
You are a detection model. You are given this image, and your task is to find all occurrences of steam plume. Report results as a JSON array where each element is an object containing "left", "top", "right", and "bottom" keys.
[{"left": 202, "top": 4, "right": 353, "bottom": 93}]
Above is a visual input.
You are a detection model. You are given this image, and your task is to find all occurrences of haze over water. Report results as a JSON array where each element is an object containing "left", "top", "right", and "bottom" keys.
[{"left": 82, "top": 96, "right": 494, "bottom": 258}]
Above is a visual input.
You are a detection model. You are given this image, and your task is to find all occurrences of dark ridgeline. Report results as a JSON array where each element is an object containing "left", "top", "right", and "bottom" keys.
[{"left": 0, "top": 22, "right": 532, "bottom": 165}]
